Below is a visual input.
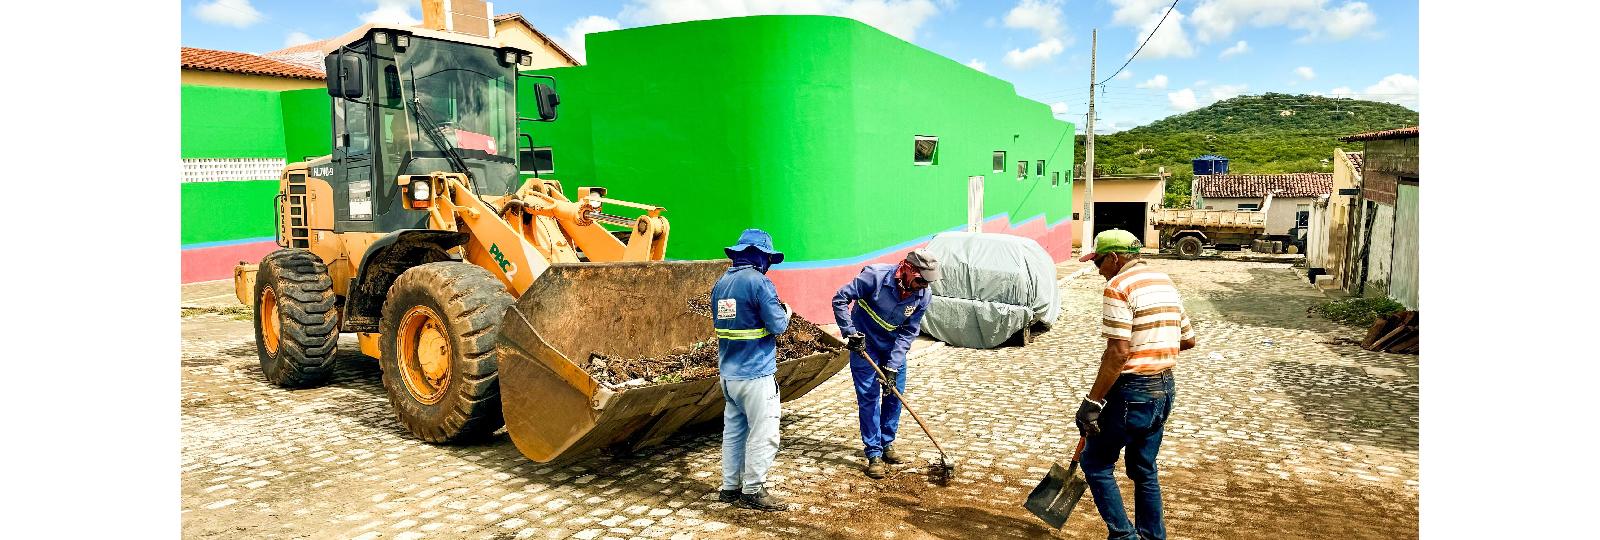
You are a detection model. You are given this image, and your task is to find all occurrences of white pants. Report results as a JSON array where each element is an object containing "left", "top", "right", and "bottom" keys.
[{"left": 720, "top": 375, "right": 781, "bottom": 494}]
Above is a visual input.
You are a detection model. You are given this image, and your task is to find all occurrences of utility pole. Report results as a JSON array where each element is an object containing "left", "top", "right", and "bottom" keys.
[{"left": 1083, "top": 28, "right": 1096, "bottom": 257}]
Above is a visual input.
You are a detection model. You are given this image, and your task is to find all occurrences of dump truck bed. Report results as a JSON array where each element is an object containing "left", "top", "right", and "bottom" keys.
[
  {"left": 1153, "top": 207, "right": 1267, "bottom": 230},
  {"left": 494, "top": 261, "right": 849, "bottom": 463}
]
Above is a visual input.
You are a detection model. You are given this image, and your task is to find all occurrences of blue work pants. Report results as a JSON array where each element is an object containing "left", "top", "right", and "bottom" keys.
[
  {"left": 848, "top": 350, "right": 907, "bottom": 459},
  {"left": 1080, "top": 371, "right": 1176, "bottom": 540},
  {"left": 720, "top": 375, "right": 781, "bottom": 494}
]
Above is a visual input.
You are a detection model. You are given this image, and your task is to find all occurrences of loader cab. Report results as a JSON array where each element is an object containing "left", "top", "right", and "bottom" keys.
[{"left": 321, "top": 27, "right": 559, "bottom": 234}]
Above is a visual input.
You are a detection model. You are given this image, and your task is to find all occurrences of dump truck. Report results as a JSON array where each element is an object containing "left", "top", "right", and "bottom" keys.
[
  {"left": 232, "top": 22, "right": 848, "bottom": 462},
  {"left": 1154, "top": 193, "right": 1273, "bottom": 259}
]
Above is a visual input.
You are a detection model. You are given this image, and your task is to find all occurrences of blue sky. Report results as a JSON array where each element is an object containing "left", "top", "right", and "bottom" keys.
[{"left": 182, "top": 1, "right": 1418, "bottom": 133}]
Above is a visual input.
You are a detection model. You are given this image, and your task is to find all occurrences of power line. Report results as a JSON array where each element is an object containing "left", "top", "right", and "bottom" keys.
[{"left": 1098, "top": 0, "right": 1180, "bottom": 86}]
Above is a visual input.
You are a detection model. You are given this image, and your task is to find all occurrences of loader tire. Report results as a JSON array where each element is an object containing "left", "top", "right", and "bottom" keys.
[
  {"left": 1175, "top": 236, "right": 1203, "bottom": 260},
  {"left": 253, "top": 249, "right": 339, "bottom": 388},
  {"left": 379, "top": 262, "right": 514, "bottom": 443}
]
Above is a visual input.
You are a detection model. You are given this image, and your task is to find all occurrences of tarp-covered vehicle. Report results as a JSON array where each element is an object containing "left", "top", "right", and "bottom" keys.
[{"left": 920, "top": 232, "right": 1061, "bottom": 349}]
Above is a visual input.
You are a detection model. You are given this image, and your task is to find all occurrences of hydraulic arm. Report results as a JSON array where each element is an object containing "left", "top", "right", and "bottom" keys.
[{"left": 399, "top": 173, "right": 669, "bottom": 296}]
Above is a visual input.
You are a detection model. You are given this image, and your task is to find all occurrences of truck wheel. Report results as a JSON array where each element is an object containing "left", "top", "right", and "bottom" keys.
[
  {"left": 379, "top": 262, "right": 514, "bottom": 443},
  {"left": 1176, "top": 236, "right": 1203, "bottom": 260},
  {"left": 253, "top": 249, "right": 339, "bottom": 388}
]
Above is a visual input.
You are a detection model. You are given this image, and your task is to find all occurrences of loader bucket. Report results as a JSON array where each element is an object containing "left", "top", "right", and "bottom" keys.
[{"left": 495, "top": 260, "right": 850, "bottom": 463}]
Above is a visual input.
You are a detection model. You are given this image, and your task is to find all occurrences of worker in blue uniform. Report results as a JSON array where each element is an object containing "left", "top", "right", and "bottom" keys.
[
  {"left": 711, "top": 229, "right": 792, "bottom": 511},
  {"left": 832, "top": 249, "right": 942, "bottom": 479}
]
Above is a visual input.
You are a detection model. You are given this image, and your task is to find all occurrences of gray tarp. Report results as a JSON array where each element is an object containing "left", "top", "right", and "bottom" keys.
[{"left": 921, "top": 232, "right": 1061, "bottom": 348}]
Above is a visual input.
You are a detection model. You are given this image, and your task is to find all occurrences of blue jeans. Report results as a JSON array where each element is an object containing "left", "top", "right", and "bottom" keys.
[
  {"left": 848, "top": 350, "right": 907, "bottom": 458},
  {"left": 720, "top": 375, "right": 781, "bottom": 494},
  {"left": 1081, "top": 371, "right": 1176, "bottom": 540}
]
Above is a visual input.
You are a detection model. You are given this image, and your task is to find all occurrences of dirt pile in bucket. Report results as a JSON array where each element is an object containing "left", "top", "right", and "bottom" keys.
[{"left": 585, "top": 294, "right": 841, "bottom": 387}]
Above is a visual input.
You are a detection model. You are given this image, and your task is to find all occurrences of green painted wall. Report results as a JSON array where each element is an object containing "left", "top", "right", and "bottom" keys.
[
  {"left": 523, "top": 16, "right": 1074, "bottom": 262},
  {"left": 181, "top": 85, "right": 287, "bottom": 158},
  {"left": 181, "top": 180, "right": 280, "bottom": 244},
  {"left": 281, "top": 88, "right": 333, "bottom": 163}
]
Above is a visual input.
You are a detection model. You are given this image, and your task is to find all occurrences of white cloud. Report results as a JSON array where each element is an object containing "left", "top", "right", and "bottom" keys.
[
  {"left": 1209, "top": 83, "right": 1248, "bottom": 101},
  {"left": 195, "top": 0, "right": 263, "bottom": 28},
  {"left": 1004, "top": 38, "right": 1065, "bottom": 69},
  {"left": 618, "top": 0, "right": 944, "bottom": 42},
  {"left": 1328, "top": 73, "right": 1418, "bottom": 109},
  {"left": 1002, "top": 1, "right": 1070, "bottom": 69},
  {"left": 557, "top": 15, "right": 623, "bottom": 64},
  {"left": 1109, "top": 0, "right": 1194, "bottom": 59},
  {"left": 1194, "top": 79, "right": 1210, "bottom": 87},
  {"left": 966, "top": 59, "right": 988, "bottom": 73},
  {"left": 1051, "top": 102, "right": 1070, "bottom": 115},
  {"left": 1189, "top": 0, "right": 1377, "bottom": 43},
  {"left": 1168, "top": 88, "right": 1198, "bottom": 111},
  {"left": 1219, "top": 40, "right": 1249, "bottom": 58},
  {"left": 361, "top": 0, "right": 419, "bottom": 26},
  {"left": 1115, "top": 70, "right": 1133, "bottom": 80},
  {"left": 283, "top": 31, "right": 316, "bottom": 47},
  {"left": 1136, "top": 74, "right": 1168, "bottom": 89},
  {"left": 1295, "top": 66, "right": 1316, "bottom": 80}
]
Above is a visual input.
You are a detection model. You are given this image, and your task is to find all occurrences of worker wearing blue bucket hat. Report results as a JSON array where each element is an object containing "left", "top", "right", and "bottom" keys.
[{"left": 711, "top": 229, "right": 792, "bottom": 511}]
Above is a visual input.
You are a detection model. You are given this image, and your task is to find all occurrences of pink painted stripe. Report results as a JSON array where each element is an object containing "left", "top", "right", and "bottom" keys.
[
  {"left": 770, "top": 217, "right": 1072, "bottom": 322},
  {"left": 182, "top": 241, "right": 279, "bottom": 283}
]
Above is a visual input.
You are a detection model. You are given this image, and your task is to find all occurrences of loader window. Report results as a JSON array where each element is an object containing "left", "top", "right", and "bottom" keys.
[{"left": 389, "top": 36, "right": 520, "bottom": 196}]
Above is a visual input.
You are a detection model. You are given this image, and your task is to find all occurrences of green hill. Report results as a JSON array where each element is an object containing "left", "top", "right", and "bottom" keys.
[{"left": 1072, "top": 93, "right": 1418, "bottom": 206}]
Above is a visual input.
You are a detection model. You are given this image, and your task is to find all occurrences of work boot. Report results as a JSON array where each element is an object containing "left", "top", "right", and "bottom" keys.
[
  {"left": 737, "top": 488, "right": 788, "bottom": 512},
  {"left": 718, "top": 488, "right": 740, "bottom": 503},
  {"left": 864, "top": 457, "right": 887, "bottom": 479},
  {"left": 882, "top": 445, "right": 907, "bottom": 465}
]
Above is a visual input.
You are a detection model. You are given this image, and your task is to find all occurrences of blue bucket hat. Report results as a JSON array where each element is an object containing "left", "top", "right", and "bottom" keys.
[{"left": 724, "top": 228, "right": 784, "bottom": 264}]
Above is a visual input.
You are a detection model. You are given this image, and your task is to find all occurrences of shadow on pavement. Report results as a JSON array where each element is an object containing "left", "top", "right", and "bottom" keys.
[{"left": 1268, "top": 359, "right": 1418, "bottom": 451}]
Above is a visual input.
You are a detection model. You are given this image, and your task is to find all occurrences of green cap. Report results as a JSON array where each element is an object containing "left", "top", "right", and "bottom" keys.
[{"left": 1078, "top": 229, "right": 1143, "bottom": 261}]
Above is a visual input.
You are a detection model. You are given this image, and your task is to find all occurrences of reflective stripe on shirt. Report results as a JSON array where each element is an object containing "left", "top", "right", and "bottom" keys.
[
  {"left": 856, "top": 300, "right": 898, "bottom": 331},
  {"left": 715, "top": 327, "right": 771, "bottom": 340}
]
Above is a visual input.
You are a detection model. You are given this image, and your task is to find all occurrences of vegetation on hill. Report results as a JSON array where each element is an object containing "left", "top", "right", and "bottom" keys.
[{"left": 1072, "top": 93, "right": 1419, "bottom": 206}]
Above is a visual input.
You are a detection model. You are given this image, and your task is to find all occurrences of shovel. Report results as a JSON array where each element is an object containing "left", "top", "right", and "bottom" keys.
[
  {"left": 855, "top": 345, "right": 958, "bottom": 484},
  {"left": 1024, "top": 437, "right": 1090, "bottom": 529}
]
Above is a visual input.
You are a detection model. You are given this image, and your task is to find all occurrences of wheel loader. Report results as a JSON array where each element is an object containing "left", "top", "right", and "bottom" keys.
[{"left": 232, "top": 23, "right": 848, "bottom": 463}]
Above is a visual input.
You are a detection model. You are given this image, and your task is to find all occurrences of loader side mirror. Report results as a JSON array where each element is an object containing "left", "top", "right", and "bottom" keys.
[
  {"left": 326, "top": 53, "right": 366, "bottom": 99},
  {"left": 534, "top": 84, "right": 559, "bottom": 121}
]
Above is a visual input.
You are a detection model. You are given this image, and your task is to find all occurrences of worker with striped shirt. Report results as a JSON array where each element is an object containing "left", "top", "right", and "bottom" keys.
[{"left": 1074, "top": 229, "right": 1196, "bottom": 540}]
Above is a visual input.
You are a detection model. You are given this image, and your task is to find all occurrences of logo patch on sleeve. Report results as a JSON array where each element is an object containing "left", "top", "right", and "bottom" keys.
[
  {"left": 717, "top": 298, "right": 737, "bottom": 319},
  {"left": 904, "top": 305, "right": 916, "bottom": 317}
]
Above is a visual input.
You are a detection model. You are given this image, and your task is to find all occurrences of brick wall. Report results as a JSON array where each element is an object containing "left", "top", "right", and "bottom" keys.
[{"left": 1360, "top": 137, "right": 1418, "bottom": 205}]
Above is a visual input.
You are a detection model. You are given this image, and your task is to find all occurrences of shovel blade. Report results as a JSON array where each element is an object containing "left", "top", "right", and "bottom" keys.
[{"left": 1024, "top": 461, "right": 1090, "bottom": 529}]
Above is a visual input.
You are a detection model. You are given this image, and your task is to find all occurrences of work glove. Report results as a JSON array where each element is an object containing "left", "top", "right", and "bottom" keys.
[
  {"left": 845, "top": 333, "right": 865, "bottom": 353},
  {"left": 878, "top": 367, "right": 899, "bottom": 389},
  {"left": 1075, "top": 398, "right": 1106, "bottom": 437},
  {"left": 780, "top": 302, "right": 792, "bottom": 319}
]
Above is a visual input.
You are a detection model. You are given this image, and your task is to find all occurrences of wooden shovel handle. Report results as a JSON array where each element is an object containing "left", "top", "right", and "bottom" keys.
[{"left": 1071, "top": 437, "right": 1088, "bottom": 463}]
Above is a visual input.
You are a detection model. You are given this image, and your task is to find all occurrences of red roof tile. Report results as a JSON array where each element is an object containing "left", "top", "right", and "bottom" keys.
[
  {"left": 1344, "top": 152, "right": 1364, "bottom": 175},
  {"left": 1339, "top": 126, "right": 1418, "bottom": 142},
  {"left": 1195, "top": 173, "right": 1334, "bottom": 198},
  {"left": 181, "top": 47, "right": 325, "bottom": 80}
]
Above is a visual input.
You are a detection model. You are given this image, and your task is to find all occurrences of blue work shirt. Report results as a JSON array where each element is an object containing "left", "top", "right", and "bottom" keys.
[
  {"left": 832, "top": 264, "right": 930, "bottom": 371},
  {"left": 711, "top": 265, "right": 791, "bottom": 380}
]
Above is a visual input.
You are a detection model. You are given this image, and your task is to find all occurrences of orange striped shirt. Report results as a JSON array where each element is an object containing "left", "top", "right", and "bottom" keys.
[{"left": 1101, "top": 261, "right": 1194, "bottom": 375}]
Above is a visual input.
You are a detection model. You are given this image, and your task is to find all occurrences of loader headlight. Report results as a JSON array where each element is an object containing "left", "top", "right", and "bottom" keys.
[
  {"left": 410, "top": 179, "right": 431, "bottom": 201},
  {"left": 396, "top": 34, "right": 410, "bottom": 48},
  {"left": 375, "top": 32, "right": 390, "bottom": 45},
  {"left": 504, "top": 51, "right": 518, "bottom": 64}
]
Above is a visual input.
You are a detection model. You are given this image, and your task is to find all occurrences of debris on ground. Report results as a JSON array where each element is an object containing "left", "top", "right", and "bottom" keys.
[
  {"left": 181, "top": 305, "right": 253, "bottom": 320},
  {"left": 1361, "top": 310, "right": 1418, "bottom": 354},
  {"left": 586, "top": 294, "right": 842, "bottom": 385}
]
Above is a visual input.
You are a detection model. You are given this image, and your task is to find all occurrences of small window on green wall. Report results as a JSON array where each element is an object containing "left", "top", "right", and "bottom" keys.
[
  {"left": 1036, "top": 160, "right": 1045, "bottom": 177},
  {"left": 1017, "top": 161, "right": 1027, "bottom": 180},
  {"left": 914, "top": 136, "right": 938, "bottom": 165},
  {"left": 993, "top": 151, "right": 1006, "bottom": 172},
  {"left": 1052, "top": 171, "right": 1059, "bottom": 187}
]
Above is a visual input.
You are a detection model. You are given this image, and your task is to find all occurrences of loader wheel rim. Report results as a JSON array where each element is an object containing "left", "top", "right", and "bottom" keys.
[
  {"left": 398, "top": 306, "right": 452, "bottom": 405},
  {"left": 260, "top": 288, "right": 281, "bottom": 355}
]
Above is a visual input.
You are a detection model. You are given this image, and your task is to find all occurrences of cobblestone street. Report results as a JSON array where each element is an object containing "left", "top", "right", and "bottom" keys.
[{"left": 181, "top": 258, "right": 1419, "bottom": 539}]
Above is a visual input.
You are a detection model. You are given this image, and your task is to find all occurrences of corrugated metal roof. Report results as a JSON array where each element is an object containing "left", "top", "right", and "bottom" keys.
[
  {"left": 181, "top": 47, "right": 325, "bottom": 80},
  {"left": 1340, "top": 126, "right": 1419, "bottom": 142},
  {"left": 1196, "top": 173, "right": 1334, "bottom": 198}
]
